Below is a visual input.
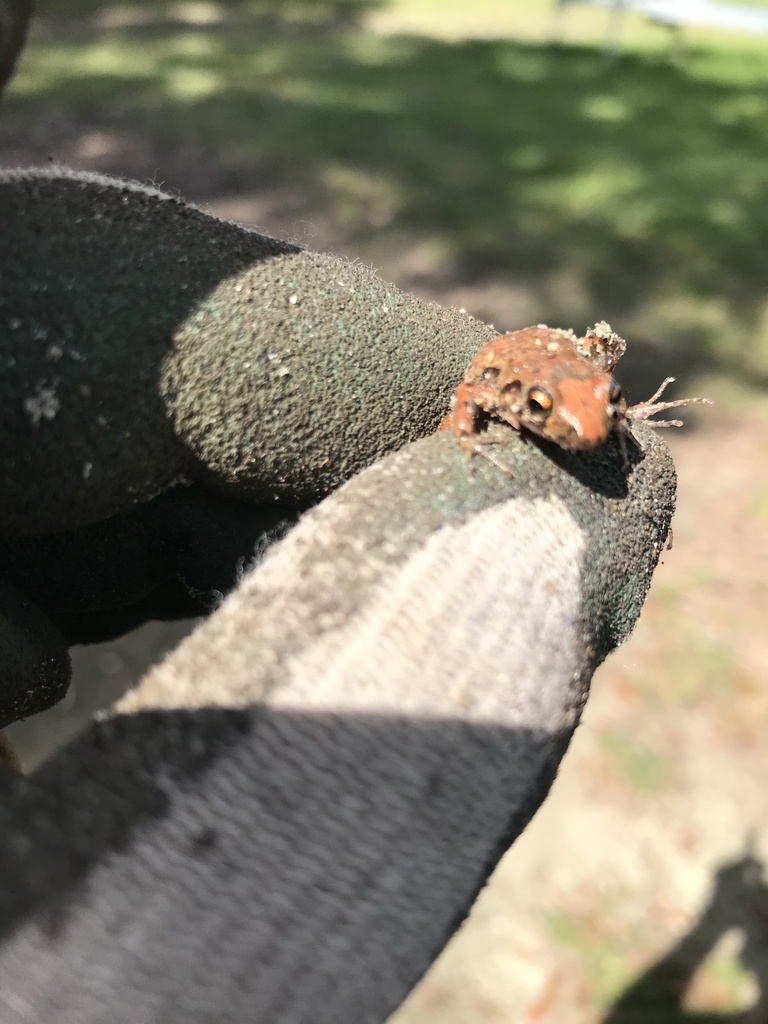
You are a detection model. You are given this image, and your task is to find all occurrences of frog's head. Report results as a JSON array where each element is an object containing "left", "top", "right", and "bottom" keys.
[{"left": 519, "top": 375, "right": 626, "bottom": 451}]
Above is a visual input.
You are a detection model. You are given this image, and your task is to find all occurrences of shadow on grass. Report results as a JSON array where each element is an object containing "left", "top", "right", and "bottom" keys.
[
  {"left": 602, "top": 844, "right": 768, "bottom": 1024},
  {"left": 4, "top": 2, "right": 768, "bottom": 389}
]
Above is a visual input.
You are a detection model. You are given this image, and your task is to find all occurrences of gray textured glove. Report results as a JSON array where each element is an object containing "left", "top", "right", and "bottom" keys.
[{"left": 0, "top": 168, "right": 675, "bottom": 1024}]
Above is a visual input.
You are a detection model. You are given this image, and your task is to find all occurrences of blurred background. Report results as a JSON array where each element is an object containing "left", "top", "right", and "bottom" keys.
[{"left": 2, "top": 0, "right": 768, "bottom": 1019}]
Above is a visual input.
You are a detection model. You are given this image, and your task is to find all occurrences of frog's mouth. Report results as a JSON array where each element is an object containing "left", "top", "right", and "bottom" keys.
[{"left": 550, "top": 404, "right": 616, "bottom": 451}]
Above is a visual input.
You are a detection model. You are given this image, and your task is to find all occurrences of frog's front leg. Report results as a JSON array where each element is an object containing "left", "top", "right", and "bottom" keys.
[
  {"left": 444, "top": 382, "right": 521, "bottom": 447},
  {"left": 627, "top": 376, "right": 712, "bottom": 426},
  {"left": 616, "top": 377, "right": 713, "bottom": 472},
  {"left": 440, "top": 381, "right": 523, "bottom": 475}
]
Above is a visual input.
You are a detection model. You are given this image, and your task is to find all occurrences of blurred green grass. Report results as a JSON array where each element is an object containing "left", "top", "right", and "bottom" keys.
[{"left": 6, "top": 0, "right": 768, "bottom": 389}]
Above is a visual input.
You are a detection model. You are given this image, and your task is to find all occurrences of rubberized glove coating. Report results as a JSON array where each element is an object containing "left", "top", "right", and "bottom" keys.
[{"left": 0, "top": 168, "right": 675, "bottom": 1024}]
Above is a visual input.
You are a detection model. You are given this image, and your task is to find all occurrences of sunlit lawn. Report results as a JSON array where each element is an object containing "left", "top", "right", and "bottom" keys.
[{"left": 6, "top": 0, "right": 768, "bottom": 394}]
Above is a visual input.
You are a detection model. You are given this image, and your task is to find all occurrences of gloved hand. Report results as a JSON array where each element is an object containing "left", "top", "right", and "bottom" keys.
[{"left": 0, "top": 168, "right": 676, "bottom": 1024}]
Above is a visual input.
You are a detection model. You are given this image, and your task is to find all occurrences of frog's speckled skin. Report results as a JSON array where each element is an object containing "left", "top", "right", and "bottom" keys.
[
  {"left": 442, "top": 323, "right": 711, "bottom": 471},
  {"left": 442, "top": 325, "right": 626, "bottom": 455}
]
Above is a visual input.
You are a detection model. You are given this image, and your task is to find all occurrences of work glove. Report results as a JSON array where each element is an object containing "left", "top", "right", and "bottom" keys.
[{"left": 0, "top": 167, "right": 675, "bottom": 1024}]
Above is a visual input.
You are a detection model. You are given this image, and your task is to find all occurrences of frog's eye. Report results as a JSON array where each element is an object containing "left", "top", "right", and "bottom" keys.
[
  {"left": 526, "top": 386, "right": 554, "bottom": 420},
  {"left": 609, "top": 379, "right": 622, "bottom": 403}
]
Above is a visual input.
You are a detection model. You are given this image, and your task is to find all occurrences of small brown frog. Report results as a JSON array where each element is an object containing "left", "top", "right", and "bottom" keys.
[{"left": 440, "top": 323, "right": 711, "bottom": 472}]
